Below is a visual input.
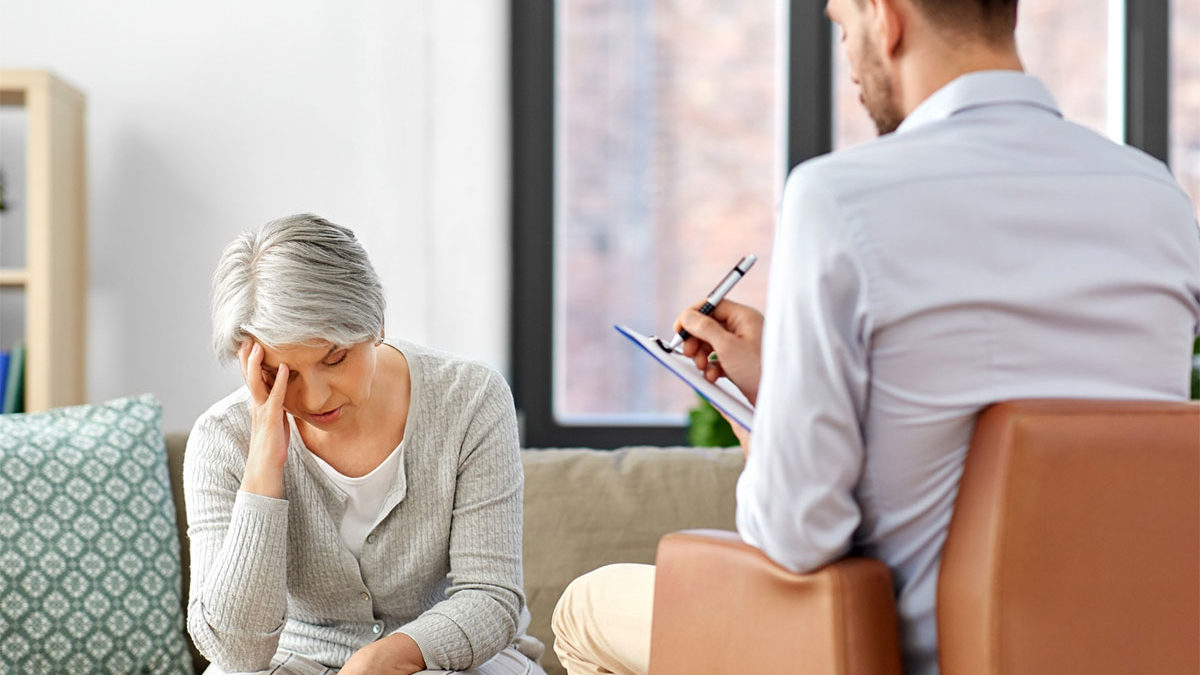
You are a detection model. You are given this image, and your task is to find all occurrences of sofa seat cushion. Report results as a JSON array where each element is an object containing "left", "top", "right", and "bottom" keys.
[
  {"left": 522, "top": 446, "right": 744, "bottom": 675},
  {"left": 0, "top": 395, "right": 193, "bottom": 674}
]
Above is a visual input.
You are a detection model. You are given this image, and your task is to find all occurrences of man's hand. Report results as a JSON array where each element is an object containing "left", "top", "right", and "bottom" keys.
[
  {"left": 717, "top": 407, "right": 753, "bottom": 459},
  {"left": 674, "top": 299, "right": 764, "bottom": 405},
  {"left": 339, "top": 633, "right": 426, "bottom": 675}
]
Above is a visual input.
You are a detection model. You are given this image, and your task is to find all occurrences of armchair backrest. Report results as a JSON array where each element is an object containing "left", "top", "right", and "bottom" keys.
[{"left": 937, "top": 400, "right": 1200, "bottom": 675}]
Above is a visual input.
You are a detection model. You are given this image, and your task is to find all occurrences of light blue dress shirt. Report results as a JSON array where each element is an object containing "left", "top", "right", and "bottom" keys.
[{"left": 736, "top": 71, "right": 1200, "bottom": 674}]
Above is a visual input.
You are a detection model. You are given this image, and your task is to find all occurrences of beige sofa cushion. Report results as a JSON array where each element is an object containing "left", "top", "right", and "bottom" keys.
[{"left": 523, "top": 446, "right": 744, "bottom": 674}]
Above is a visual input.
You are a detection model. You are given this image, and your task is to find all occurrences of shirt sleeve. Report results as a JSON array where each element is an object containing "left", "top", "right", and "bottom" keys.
[
  {"left": 396, "top": 370, "right": 525, "bottom": 670},
  {"left": 183, "top": 404, "right": 291, "bottom": 672},
  {"left": 736, "top": 163, "right": 873, "bottom": 573}
]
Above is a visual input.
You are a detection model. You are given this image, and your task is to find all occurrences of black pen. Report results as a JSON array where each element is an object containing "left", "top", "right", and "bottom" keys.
[{"left": 657, "top": 254, "right": 757, "bottom": 353}]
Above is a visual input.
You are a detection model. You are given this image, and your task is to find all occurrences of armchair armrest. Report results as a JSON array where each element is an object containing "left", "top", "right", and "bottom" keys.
[{"left": 649, "top": 529, "right": 903, "bottom": 675}]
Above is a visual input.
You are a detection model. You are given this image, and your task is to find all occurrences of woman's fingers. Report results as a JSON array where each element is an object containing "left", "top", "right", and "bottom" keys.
[
  {"left": 267, "top": 362, "right": 289, "bottom": 408},
  {"left": 236, "top": 342, "right": 291, "bottom": 497},
  {"left": 238, "top": 341, "right": 252, "bottom": 384},
  {"left": 245, "top": 342, "right": 271, "bottom": 405}
]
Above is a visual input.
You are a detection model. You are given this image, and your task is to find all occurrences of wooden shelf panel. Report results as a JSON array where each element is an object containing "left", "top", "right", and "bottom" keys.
[{"left": 0, "top": 268, "right": 28, "bottom": 286}]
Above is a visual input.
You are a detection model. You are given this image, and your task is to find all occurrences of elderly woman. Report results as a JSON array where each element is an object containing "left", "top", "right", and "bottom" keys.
[{"left": 184, "top": 214, "right": 544, "bottom": 675}]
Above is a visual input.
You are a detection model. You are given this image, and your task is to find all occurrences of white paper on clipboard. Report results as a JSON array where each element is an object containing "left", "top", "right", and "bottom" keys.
[{"left": 614, "top": 324, "right": 755, "bottom": 431}]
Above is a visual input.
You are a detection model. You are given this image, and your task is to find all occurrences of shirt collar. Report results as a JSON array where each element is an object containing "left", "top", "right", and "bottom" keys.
[{"left": 895, "top": 70, "right": 1061, "bottom": 134}]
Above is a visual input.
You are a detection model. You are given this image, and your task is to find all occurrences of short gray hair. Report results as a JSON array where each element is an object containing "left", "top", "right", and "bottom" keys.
[{"left": 210, "top": 214, "right": 386, "bottom": 363}]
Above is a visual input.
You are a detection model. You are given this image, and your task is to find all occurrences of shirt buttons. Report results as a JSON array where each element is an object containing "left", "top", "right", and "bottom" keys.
[
  {"left": 366, "top": 534, "right": 377, "bottom": 545},
  {"left": 360, "top": 592, "right": 371, "bottom": 602},
  {"left": 372, "top": 623, "right": 382, "bottom": 635}
]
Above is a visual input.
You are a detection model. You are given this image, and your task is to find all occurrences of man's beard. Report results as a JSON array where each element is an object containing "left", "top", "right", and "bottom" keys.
[{"left": 858, "top": 35, "right": 905, "bottom": 135}]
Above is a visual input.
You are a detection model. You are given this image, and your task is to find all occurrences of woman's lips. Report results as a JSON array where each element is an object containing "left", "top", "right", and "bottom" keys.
[{"left": 308, "top": 406, "right": 343, "bottom": 424}]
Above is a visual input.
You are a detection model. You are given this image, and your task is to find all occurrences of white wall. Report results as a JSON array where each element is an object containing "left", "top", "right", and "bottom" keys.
[{"left": 0, "top": 0, "right": 511, "bottom": 431}]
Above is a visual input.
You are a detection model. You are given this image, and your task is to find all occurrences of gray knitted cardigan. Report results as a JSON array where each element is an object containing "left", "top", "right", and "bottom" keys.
[{"left": 183, "top": 340, "right": 525, "bottom": 672}]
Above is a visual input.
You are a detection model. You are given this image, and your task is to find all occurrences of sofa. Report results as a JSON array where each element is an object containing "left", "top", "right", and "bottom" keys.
[
  {"left": 0, "top": 395, "right": 742, "bottom": 674},
  {"left": 162, "top": 434, "right": 745, "bottom": 674}
]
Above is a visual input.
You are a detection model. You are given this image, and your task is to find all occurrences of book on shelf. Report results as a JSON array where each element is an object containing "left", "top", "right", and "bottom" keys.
[
  {"left": 0, "top": 349, "right": 8, "bottom": 406},
  {"left": 2, "top": 341, "right": 25, "bottom": 414}
]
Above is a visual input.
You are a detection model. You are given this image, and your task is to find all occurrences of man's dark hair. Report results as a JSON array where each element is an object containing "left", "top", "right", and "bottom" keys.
[{"left": 907, "top": 0, "right": 1019, "bottom": 42}]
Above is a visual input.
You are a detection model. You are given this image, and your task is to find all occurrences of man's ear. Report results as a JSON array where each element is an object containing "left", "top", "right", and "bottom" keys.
[{"left": 874, "top": 0, "right": 905, "bottom": 58}]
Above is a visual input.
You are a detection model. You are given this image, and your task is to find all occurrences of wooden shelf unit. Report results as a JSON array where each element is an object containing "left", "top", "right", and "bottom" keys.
[{"left": 0, "top": 70, "right": 87, "bottom": 412}]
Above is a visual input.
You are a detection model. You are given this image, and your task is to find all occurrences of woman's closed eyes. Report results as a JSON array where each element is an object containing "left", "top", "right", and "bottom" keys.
[{"left": 261, "top": 349, "right": 350, "bottom": 386}]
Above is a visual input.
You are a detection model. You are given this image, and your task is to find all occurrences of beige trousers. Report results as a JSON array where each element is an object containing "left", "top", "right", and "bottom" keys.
[{"left": 551, "top": 564, "right": 656, "bottom": 675}]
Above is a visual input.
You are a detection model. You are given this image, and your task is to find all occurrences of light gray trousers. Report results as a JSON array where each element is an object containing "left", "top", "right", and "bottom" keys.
[{"left": 203, "top": 643, "right": 546, "bottom": 675}]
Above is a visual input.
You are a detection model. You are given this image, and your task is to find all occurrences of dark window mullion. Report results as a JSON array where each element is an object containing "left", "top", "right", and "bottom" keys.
[
  {"left": 510, "top": 0, "right": 554, "bottom": 446},
  {"left": 1126, "top": 0, "right": 1169, "bottom": 162},
  {"left": 788, "top": 0, "right": 833, "bottom": 171}
]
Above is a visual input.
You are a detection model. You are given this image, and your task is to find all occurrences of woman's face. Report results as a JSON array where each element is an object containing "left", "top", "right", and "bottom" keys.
[{"left": 256, "top": 339, "right": 379, "bottom": 431}]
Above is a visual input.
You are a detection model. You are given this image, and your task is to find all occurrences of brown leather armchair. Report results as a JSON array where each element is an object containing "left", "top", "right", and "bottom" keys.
[{"left": 647, "top": 400, "right": 1200, "bottom": 675}]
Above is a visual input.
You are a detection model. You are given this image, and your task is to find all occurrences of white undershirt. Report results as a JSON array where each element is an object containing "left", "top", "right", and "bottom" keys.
[{"left": 307, "top": 441, "right": 405, "bottom": 558}]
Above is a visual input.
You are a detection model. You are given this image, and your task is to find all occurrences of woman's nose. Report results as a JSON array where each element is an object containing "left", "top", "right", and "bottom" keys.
[{"left": 298, "top": 375, "right": 332, "bottom": 411}]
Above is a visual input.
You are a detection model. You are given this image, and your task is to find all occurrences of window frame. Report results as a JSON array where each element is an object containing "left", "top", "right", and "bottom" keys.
[
  {"left": 511, "top": 0, "right": 1170, "bottom": 448},
  {"left": 1126, "top": 0, "right": 1169, "bottom": 161}
]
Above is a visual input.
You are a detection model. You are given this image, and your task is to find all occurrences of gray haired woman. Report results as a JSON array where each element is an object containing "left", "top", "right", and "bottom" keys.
[{"left": 184, "top": 214, "right": 545, "bottom": 675}]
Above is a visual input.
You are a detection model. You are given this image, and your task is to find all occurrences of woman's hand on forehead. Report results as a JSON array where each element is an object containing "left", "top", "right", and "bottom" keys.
[{"left": 238, "top": 338, "right": 291, "bottom": 498}]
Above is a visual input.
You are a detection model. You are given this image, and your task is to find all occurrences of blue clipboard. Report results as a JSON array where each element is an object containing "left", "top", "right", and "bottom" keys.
[{"left": 615, "top": 324, "right": 754, "bottom": 431}]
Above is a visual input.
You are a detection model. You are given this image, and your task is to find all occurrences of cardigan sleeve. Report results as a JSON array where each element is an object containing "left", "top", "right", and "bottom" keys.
[
  {"left": 183, "top": 398, "right": 292, "bottom": 672},
  {"left": 396, "top": 370, "right": 525, "bottom": 670}
]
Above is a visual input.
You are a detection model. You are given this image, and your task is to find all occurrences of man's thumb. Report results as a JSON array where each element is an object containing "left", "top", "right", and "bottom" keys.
[{"left": 681, "top": 310, "right": 731, "bottom": 350}]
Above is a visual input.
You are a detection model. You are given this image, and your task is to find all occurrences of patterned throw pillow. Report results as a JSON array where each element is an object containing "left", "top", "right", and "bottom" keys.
[{"left": 0, "top": 394, "right": 193, "bottom": 675}]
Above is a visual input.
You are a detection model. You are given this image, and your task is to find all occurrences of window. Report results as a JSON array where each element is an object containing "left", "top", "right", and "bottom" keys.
[
  {"left": 829, "top": 25, "right": 874, "bottom": 150},
  {"left": 1014, "top": 0, "right": 1122, "bottom": 139},
  {"left": 1171, "top": 0, "right": 1200, "bottom": 212},
  {"left": 514, "top": 0, "right": 829, "bottom": 447},
  {"left": 553, "top": 0, "right": 781, "bottom": 426},
  {"left": 513, "top": 0, "right": 1178, "bottom": 447}
]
